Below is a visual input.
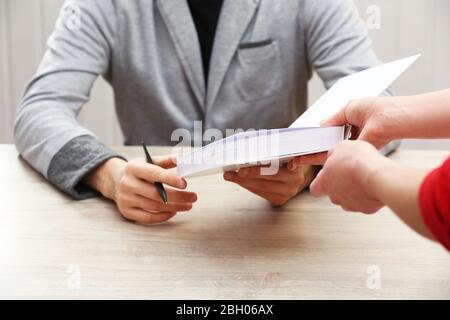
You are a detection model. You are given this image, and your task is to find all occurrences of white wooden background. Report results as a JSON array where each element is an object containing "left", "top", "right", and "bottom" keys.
[{"left": 0, "top": 0, "right": 449, "bottom": 149}]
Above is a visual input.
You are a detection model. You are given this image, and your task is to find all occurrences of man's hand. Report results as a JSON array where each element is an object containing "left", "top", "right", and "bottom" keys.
[
  {"left": 84, "top": 156, "right": 197, "bottom": 224},
  {"left": 308, "top": 141, "right": 388, "bottom": 214},
  {"left": 223, "top": 163, "right": 319, "bottom": 206}
]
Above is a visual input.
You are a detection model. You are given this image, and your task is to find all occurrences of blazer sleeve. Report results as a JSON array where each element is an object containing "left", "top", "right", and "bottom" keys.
[
  {"left": 14, "top": 0, "right": 125, "bottom": 200},
  {"left": 301, "top": 0, "right": 392, "bottom": 92}
]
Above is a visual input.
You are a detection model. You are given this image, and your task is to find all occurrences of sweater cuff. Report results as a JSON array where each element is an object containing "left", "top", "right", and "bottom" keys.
[{"left": 47, "top": 135, "right": 127, "bottom": 200}]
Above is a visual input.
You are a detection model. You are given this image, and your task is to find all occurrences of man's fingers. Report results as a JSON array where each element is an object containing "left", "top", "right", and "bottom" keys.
[
  {"left": 224, "top": 173, "right": 295, "bottom": 196},
  {"left": 130, "top": 162, "right": 186, "bottom": 188},
  {"left": 126, "top": 195, "right": 194, "bottom": 212},
  {"left": 236, "top": 166, "right": 260, "bottom": 179},
  {"left": 165, "top": 189, "right": 198, "bottom": 203},
  {"left": 152, "top": 155, "right": 177, "bottom": 169},
  {"left": 139, "top": 187, "right": 197, "bottom": 204},
  {"left": 236, "top": 166, "right": 294, "bottom": 181},
  {"left": 294, "top": 152, "right": 328, "bottom": 166},
  {"left": 123, "top": 208, "right": 177, "bottom": 225},
  {"left": 124, "top": 177, "right": 197, "bottom": 203},
  {"left": 236, "top": 166, "right": 275, "bottom": 179}
]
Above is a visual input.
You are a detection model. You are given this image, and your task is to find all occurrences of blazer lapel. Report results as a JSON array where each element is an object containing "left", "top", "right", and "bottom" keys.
[
  {"left": 156, "top": 0, "right": 206, "bottom": 107},
  {"left": 206, "top": 0, "right": 261, "bottom": 109}
]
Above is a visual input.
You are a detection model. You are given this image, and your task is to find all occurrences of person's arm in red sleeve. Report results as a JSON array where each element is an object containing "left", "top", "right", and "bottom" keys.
[
  {"left": 374, "top": 156, "right": 450, "bottom": 251},
  {"left": 306, "top": 142, "right": 439, "bottom": 243},
  {"left": 303, "top": 141, "right": 449, "bottom": 248},
  {"left": 419, "top": 157, "right": 450, "bottom": 251},
  {"left": 294, "top": 88, "right": 450, "bottom": 250},
  {"left": 365, "top": 154, "right": 450, "bottom": 249}
]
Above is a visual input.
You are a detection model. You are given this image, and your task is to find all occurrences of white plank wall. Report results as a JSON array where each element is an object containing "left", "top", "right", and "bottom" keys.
[
  {"left": 0, "top": 0, "right": 449, "bottom": 149},
  {"left": 0, "top": 0, "right": 122, "bottom": 145}
]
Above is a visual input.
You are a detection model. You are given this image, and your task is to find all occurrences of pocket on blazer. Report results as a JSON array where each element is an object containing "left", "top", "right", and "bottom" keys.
[{"left": 234, "top": 39, "right": 283, "bottom": 102}]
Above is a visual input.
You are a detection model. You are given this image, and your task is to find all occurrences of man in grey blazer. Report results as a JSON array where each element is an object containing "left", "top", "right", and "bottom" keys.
[{"left": 15, "top": 0, "right": 386, "bottom": 224}]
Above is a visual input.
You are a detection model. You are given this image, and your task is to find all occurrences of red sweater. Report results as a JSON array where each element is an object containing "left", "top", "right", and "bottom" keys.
[{"left": 419, "top": 157, "right": 450, "bottom": 251}]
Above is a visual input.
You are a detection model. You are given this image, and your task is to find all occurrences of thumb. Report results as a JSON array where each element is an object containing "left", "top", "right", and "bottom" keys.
[
  {"left": 358, "top": 126, "right": 386, "bottom": 149},
  {"left": 153, "top": 154, "right": 177, "bottom": 169},
  {"left": 320, "top": 107, "right": 348, "bottom": 127}
]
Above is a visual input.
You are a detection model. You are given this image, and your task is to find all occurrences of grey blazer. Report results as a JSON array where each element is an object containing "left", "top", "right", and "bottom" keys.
[{"left": 15, "top": 0, "right": 384, "bottom": 199}]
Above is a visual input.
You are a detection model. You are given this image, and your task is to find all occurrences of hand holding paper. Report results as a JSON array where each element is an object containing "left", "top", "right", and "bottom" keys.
[
  {"left": 290, "top": 55, "right": 421, "bottom": 128},
  {"left": 177, "top": 55, "right": 420, "bottom": 178}
]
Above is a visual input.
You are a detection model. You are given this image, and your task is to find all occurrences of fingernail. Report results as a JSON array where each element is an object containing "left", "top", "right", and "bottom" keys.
[
  {"left": 179, "top": 179, "right": 187, "bottom": 189},
  {"left": 191, "top": 194, "right": 198, "bottom": 202}
]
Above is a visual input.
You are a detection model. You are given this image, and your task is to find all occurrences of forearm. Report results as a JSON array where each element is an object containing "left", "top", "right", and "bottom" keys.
[
  {"left": 387, "top": 89, "right": 450, "bottom": 140},
  {"left": 14, "top": 0, "right": 121, "bottom": 198},
  {"left": 46, "top": 135, "right": 127, "bottom": 199},
  {"left": 84, "top": 157, "right": 127, "bottom": 201},
  {"left": 368, "top": 160, "right": 435, "bottom": 241}
]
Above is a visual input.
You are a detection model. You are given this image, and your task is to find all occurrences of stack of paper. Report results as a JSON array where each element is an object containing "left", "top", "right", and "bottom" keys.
[{"left": 177, "top": 55, "right": 420, "bottom": 178}]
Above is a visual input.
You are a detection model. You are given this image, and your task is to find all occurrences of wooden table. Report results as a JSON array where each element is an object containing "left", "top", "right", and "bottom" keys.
[{"left": 0, "top": 145, "right": 449, "bottom": 299}]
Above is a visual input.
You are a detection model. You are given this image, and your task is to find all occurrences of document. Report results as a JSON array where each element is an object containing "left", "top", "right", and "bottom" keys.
[
  {"left": 177, "top": 55, "right": 420, "bottom": 178},
  {"left": 290, "top": 55, "right": 421, "bottom": 128}
]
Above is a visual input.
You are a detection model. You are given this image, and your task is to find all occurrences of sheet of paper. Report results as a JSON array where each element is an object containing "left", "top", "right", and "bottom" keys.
[{"left": 290, "top": 55, "right": 421, "bottom": 128}]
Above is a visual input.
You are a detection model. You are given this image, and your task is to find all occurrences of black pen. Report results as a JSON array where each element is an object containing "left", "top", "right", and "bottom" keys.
[{"left": 142, "top": 141, "right": 168, "bottom": 204}]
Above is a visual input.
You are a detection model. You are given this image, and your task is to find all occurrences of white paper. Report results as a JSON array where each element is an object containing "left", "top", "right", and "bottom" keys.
[{"left": 290, "top": 55, "right": 421, "bottom": 128}]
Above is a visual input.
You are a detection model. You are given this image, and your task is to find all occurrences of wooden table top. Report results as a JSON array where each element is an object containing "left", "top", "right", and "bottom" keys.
[{"left": 0, "top": 145, "right": 449, "bottom": 299}]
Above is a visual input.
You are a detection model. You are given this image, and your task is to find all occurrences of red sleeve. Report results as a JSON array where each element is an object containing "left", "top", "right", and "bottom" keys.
[{"left": 419, "top": 156, "right": 450, "bottom": 251}]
